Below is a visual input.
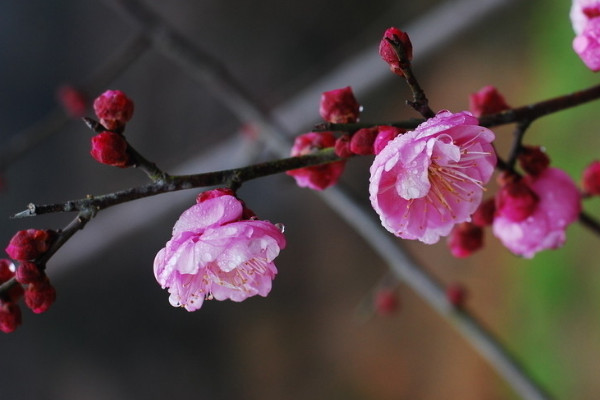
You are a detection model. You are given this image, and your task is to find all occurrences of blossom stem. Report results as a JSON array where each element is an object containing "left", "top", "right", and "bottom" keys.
[
  {"left": 12, "top": 149, "right": 340, "bottom": 218},
  {"left": 506, "top": 120, "right": 532, "bottom": 169}
]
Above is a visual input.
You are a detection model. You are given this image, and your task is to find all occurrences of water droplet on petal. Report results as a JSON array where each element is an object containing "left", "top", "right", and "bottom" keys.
[{"left": 275, "top": 223, "right": 285, "bottom": 233}]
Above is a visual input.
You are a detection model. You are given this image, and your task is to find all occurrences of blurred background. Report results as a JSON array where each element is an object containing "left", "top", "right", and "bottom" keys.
[{"left": 1, "top": 0, "right": 600, "bottom": 399}]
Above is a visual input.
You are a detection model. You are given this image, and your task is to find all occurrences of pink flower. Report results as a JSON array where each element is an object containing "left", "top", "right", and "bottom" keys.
[
  {"left": 571, "top": 0, "right": 600, "bottom": 35},
  {"left": 369, "top": 110, "right": 496, "bottom": 244},
  {"left": 286, "top": 132, "right": 346, "bottom": 190},
  {"left": 492, "top": 167, "right": 581, "bottom": 258},
  {"left": 573, "top": 17, "right": 600, "bottom": 71},
  {"left": 154, "top": 191, "right": 286, "bottom": 311}
]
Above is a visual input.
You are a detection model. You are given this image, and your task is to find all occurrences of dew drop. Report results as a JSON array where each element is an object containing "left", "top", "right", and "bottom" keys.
[{"left": 275, "top": 223, "right": 285, "bottom": 233}]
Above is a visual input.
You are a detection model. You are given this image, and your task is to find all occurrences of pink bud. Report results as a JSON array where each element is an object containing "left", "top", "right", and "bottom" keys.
[
  {"left": 286, "top": 132, "right": 346, "bottom": 190},
  {"left": 57, "top": 85, "right": 87, "bottom": 118},
  {"left": 446, "top": 284, "right": 468, "bottom": 308},
  {"left": 349, "top": 128, "right": 378, "bottom": 155},
  {"left": 518, "top": 146, "right": 550, "bottom": 176},
  {"left": 334, "top": 134, "right": 353, "bottom": 158},
  {"left": 582, "top": 160, "right": 600, "bottom": 195},
  {"left": 5, "top": 229, "right": 53, "bottom": 261},
  {"left": 472, "top": 198, "right": 496, "bottom": 227},
  {"left": 15, "top": 262, "right": 44, "bottom": 285},
  {"left": 372, "top": 126, "right": 405, "bottom": 155},
  {"left": 379, "top": 27, "right": 413, "bottom": 76},
  {"left": 24, "top": 278, "right": 56, "bottom": 314},
  {"left": 196, "top": 188, "right": 236, "bottom": 203},
  {"left": 447, "top": 222, "right": 484, "bottom": 258},
  {"left": 495, "top": 176, "right": 539, "bottom": 222},
  {"left": 468, "top": 85, "right": 510, "bottom": 117},
  {"left": 319, "top": 87, "right": 360, "bottom": 124},
  {"left": 93, "top": 89, "right": 134, "bottom": 131},
  {"left": 90, "top": 132, "right": 131, "bottom": 167},
  {"left": 374, "top": 288, "right": 399, "bottom": 316},
  {"left": 0, "top": 302, "right": 22, "bottom": 333}
]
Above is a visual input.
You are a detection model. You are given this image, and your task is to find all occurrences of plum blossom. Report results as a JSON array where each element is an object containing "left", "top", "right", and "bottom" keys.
[
  {"left": 369, "top": 110, "right": 496, "bottom": 244},
  {"left": 154, "top": 190, "right": 286, "bottom": 311},
  {"left": 493, "top": 167, "right": 581, "bottom": 258},
  {"left": 571, "top": 0, "right": 600, "bottom": 71}
]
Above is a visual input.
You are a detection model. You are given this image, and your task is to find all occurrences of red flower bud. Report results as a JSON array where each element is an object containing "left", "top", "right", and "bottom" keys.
[
  {"left": 93, "top": 89, "right": 134, "bottom": 131},
  {"left": 518, "top": 146, "right": 550, "bottom": 177},
  {"left": 582, "top": 160, "right": 600, "bottom": 195},
  {"left": 379, "top": 27, "right": 413, "bottom": 76},
  {"left": 447, "top": 222, "right": 484, "bottom": 258},
  {"left": 57, "top": 85, "right": 87, "bottom": 118},
  {"left": 350, "top": 127, "right": 378, "bottom": 155},
  {"left": 319, "top": 87, "right": 360, "bottom": 124},
  {"left": 15, "top": 262, "right": 44, "bottom": 285},
  {"left": 471, "top": 198, "right": 496, "bottom": 227},
  {"left": 334, "top": 134, "right": 353, "bottom": 158},
  {"left": 374, "top": 288, "right": 399, "bottom": 316},
  {"left": 24, "top": 278, "right": 56, "bottom": 314},
  {"left": 372, "top": 126, "right": 404, "bottom": 155},
  {"left": 468, "top": 85, "right": 510, "bottom": 117},
  {"left": 446, "top": 283, "right": 468, "bottom": 308},
  {"left": 0, "top": 259, "right": 14, "bottom": 283},
  {"left": 495, "top": 177, "right": 539, "bottom": 222},
  {"left": 5, "top": 229, "right": 53, "bottom": 261},
  {"left": 90, "top": 132, "right": 131, "bottom": 167},
  {"left": 0, "top": 302, "right": 22, "bottom": 333},
  {"left": 196, "top": 188, "right": 236, "bottom": 203}
]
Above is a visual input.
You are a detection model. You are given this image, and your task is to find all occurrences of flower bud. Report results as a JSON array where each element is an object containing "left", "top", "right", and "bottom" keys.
[
  {"left": 468, "top": 85, "right": 510, "bottom": 117},
  {"left": 379, "top": 27, "right": 413, "bottom": 76},
  {"left": 374, "top": 288, "right": 399, "bottom": 316},
  {"left": 350, "top": 127, "right": 378, "bottom": 155},
  {"left": 196, "top": 188, "right": 236, "bottom": 203},
  {"left": 90, "top": 131, "right": 131, "bottom": 167},
  {"left": 447, "top": 222, "right": 484, "bottom": 258},
  {"left": 0, "top": 259, "right": 14, "bottom": 283},
  {"left": 5, "top": 229, "right": 53, "bottom": 261},
  {"left": 15, "top": 262, "right": 44, "bottom": 285},
  {"left": 93, "top": 89, "right": 134, "bottom": 131},
  {"left": 334, "top": 134, "right": 353, "bottom": 158},
  {"left": 57, "top": 85, "right": 87, "bottom": 118},
  {"left": 0, "top": 302, "right": 22, "bottom": 333},
  {"left": 319, "top": 86, "right": 360, "bottom": 124},
  {"left": 446, "top": 283, "right": 468, "bottom": 308},
  {"left": 495, "top": 176, "right": 539, "bottom": 222},
  {"left": 372, "top": 126, "right": 404, "bottom": 155},
  {"left": 582, "top": 160, "right": 600, "bottom": 195},
  {"left": 24, "top": 278, "right": 56, "bottom": 314},
  {"left": 518, "top": 146, "right": 550, "bottom": 176}
]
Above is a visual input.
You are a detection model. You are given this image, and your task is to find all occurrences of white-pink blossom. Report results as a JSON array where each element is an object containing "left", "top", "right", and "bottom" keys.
[
  {"left": 369, "top": 110, "right": 496, "bottom": 244},
  {"left": 571, "top": 0, "right": 600, "bottom": 71},
  {"left": 493, "top": 167, "right": 581, "bottom": 258},
  {"left": 154, "top": 191, "right": 286, "bottom": 311}
]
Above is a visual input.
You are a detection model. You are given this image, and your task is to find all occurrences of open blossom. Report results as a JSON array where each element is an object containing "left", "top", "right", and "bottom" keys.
[
  {"left": 286, "top": 131, "right": 346, "bottom": 190},
  {"left": 154, "top": 191, "right": 286, "bottom": 311},
  {"left": 369, "top": 110, "right": 496, "bottom": 244},
  {"left": 571, "top": 1, "right": 600, "bottom": 70},
  {"left": 493, "top": 167, "right": 581, "bottom": 258}
]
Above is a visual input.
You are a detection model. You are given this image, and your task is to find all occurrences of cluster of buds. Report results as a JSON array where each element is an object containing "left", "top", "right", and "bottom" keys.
[
  {"left": 89, "top": 90, "right": 135, "bottom": 168},
  {"left": 1, "top": 229, "right": 57, "bottom": 333}
]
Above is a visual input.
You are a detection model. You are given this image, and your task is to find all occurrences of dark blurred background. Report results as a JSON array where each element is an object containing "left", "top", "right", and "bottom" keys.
[{"left": 2, "top": 1, "right": 600, "bottom": 399}]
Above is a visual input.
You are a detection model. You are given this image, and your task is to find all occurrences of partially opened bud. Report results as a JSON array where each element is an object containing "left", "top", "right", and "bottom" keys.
[
  {"left": 24, "top": 278, "right": 56, "bottom": 314},
  {"left": 518, "top": 146, "right": 550, "bottom": 177},
  {"left": 5, "top": 229, "right": 54, "bottom": 261},
  {"left": 93, "top": 90, "right": 134, "bottom": 131},
  {"left": 90, "top": 132, "right": 131, "bottom": 168},
  {"left": 447, "top": 222, "right": 484, "bottom": 258},
  {"left": 495, "top": 175, "right": 539, "bottom": 222},
  {"left": 468, "top": 85, "right": 510, "bottom": 117},
  {"left": 582, "top": 160, "right": 600, "bottom": 195},
  {"left": 350, "top": 127, "right": 378, "bottom": 155}
]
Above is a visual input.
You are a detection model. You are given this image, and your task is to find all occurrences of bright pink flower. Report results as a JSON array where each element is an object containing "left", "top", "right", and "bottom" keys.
[
  {"left": 493, "top": 167, "right": 581, "bottom": 258},
  {"left": 373, "top": 126, "right": 405, "bottom": 155},
  {"left": 154, "top": 193, "right": 286, "bottom": 311},
  {"left": 468, "top": 85, "right": 510, "bottom": 117},
  {"left": 369, "top": 110, "right": 496, "bottom": 244},
  {"left": 319, "top": 86, "right": 360, "bottom": 124},
  {"left": 571, "top": 0, "right": 600, "bottom": 35},
  {"left": 573, "top": 17, "right": 600, "bottom": 71},
  {"left": 286, "top": 132, "right": 346, "bottom": 190}
]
